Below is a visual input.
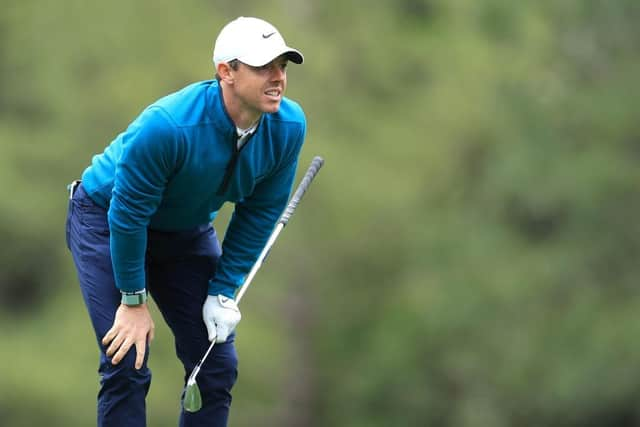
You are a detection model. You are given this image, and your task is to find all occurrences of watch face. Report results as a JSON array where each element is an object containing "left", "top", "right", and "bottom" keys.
[{"left": 121, "top": 292, "right": 147, "bottom": 306}]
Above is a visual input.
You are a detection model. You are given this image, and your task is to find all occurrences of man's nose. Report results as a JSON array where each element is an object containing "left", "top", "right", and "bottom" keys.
[{"left": 271, "top": 65, "right": 285, "bottom": 80}]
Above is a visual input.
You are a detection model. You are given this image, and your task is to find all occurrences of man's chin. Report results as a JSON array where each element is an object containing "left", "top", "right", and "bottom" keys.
[{"left": 262, "top": 103, "right": 281, "bottom": 114}]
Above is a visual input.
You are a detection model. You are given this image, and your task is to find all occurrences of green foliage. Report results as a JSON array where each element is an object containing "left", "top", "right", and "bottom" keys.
[{"left": 1, "top": 0, "right": 639, "bottom": 426}]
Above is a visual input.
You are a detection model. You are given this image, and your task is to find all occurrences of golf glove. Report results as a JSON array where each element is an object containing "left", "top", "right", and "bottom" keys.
[{"left": 203, "top": 294, "right": 241, "bottom": 343}]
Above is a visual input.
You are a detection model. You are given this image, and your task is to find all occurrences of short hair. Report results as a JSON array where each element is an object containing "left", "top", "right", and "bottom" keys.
[{"left": 215, "top": 59, "right": 240, "bottom": 80}]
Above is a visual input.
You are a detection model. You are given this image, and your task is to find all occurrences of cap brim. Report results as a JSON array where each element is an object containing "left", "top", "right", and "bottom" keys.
[
  {"left": 239, "top": 47, "right": 304, "bottom": 67},
  {"left": 284, "top": 49, "right": 304, "bottom": 65}
]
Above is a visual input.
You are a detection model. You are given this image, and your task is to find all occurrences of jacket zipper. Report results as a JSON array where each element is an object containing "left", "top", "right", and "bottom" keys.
[{"left": 216, "top": 131, "right": 255, "bottom": 195}]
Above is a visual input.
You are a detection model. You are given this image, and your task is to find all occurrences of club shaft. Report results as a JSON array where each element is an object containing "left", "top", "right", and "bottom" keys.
[
  {"left": 235, "top": 223, "right": 284, "bottom": 303},
  {"left": 187, "top": 340, "right": 215, "bottom": 385},
  {"left": 185, "top": 156, "right": 323, "bottom": 389},
  {"left": 236, "top": 156, "right": 323, "bottom": 301}
]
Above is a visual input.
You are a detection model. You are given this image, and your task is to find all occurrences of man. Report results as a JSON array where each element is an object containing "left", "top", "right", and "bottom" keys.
[{"left": 65, "top": 16, "right": 306, "bottom": 427}]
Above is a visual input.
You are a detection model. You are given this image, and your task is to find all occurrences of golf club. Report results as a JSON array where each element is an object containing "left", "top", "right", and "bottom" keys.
[{"left": 182, "top": 155, "right": 325, "bottom": 413}]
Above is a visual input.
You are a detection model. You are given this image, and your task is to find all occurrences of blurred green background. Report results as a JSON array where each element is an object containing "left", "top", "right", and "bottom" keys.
[{"left": 2, "top": 0, "right": 640, "bottom": 425}]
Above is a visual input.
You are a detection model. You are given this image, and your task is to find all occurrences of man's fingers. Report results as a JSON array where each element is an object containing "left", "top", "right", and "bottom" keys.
[
  {"left": 105, "top": 333, "right": 125, "bottom": 357},
  {"left": 101, "top": 305, "right": 154, "bottom": 369},
  {"left": 107, "top": 336, "right": 148, "bottom": 369},
  {"left": 215, "top": 325, "right": 229, "bottom": 343},
  {"left": 207, "top": 325, "right": 217, "bottom": 342},
  {"left": 111, "top": 337, "right": 132, "bottom": 365},
  {"left": 101, "top": 327, "right": 116, "bottom": 346},
  {"left": 148, "top": 325, "right": 155, "bottom": 343},
  {"left": 134, "top": 340, "right": 146, "bottom": 370}
]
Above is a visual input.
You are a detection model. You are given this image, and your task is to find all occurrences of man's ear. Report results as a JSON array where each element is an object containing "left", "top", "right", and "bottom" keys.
[{"left": 217, "top": 62, "right": 234, "bottom": 84}]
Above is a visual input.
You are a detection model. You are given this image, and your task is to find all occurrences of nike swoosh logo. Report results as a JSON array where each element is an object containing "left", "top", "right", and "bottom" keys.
[{"left": 262, "top": 32, "right": 276, "bottom": 39}]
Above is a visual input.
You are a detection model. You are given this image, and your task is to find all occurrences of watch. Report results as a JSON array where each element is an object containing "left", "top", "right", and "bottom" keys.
[{"left": 121, "top": 289, "right": 148, "bottom": 306}]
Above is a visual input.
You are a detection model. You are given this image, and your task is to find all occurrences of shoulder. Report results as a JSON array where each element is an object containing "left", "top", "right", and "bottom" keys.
[
  {"left": 128, "top": 105, "right": 178, "bottom": 140},
  {"left": 149, "top": 80, "right": 216, "bottom": 127},
  {"left": 120, "top": 106, "right": 180, "bottom": 161}
]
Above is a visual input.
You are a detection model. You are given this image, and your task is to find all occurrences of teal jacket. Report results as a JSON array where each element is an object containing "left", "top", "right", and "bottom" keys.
[{"left": 81, "top": 79, "right": 306, "bottom": 297}]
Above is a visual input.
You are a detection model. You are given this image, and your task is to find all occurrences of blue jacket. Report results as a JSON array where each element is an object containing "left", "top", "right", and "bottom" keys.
[{"left": 81, "top": 79, "right": 306, "bottom": 297}]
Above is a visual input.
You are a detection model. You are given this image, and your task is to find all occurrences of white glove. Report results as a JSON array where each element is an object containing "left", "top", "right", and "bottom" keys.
[{"left": 202, "top": 294, "right": 241, "bottom": 343}]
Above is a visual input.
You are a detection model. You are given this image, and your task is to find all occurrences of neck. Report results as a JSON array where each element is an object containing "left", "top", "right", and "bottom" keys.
[{"left": 220, "top": 81, "right": 262, "bottom": 129}]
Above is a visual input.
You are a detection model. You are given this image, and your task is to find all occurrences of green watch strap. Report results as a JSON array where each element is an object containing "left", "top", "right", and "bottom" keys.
[{"left": 121, "top": 290, "right": 148, "bottom": 306}]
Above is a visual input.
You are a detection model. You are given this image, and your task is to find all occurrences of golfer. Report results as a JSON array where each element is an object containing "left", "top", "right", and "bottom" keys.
[{"left": 66, "top": 16, "right": 306, "bottom": 427}]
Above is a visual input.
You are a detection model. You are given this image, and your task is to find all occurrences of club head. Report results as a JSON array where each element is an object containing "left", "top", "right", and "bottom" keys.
[{"left": 183, "top": 382, "right": 203, "bottom": 413}]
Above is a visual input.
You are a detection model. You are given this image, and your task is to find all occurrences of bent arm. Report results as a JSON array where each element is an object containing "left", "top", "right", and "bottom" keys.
[
  {"left": 109, "top": 107, "right": 179, "bottom": 292},
  {"left": 209, "top": 122, "right": 306, "bottom": 298}
]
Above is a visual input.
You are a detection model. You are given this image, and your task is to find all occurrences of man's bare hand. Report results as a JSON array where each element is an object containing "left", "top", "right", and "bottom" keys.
[{"left": 102, "top": 304, "right": 155, "bottom": 369}]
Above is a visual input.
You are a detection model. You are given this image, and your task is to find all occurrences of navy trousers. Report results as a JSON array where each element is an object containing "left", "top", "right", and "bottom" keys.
[{"left": 66, "top": 183, "right": 238, "bottom": 427}]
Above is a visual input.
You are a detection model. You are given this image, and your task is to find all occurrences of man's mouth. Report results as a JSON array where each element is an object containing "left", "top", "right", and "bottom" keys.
[{"left": 265, "top": 88, "right": 281, "bottom": 99}]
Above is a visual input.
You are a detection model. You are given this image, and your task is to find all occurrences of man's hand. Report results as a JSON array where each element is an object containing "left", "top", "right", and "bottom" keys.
[
  {"left": 203, "top": 295, "right": 241, "bottom": 343},
  {"left": 102, "top": 304, "right": 155, "bottom": 369}
]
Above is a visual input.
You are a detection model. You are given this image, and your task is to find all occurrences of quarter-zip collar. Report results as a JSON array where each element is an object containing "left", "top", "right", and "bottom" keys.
[
  {"left": 209, "top": 79, "right": 264, "bottom": 195},
  {"left": 206, "top": 79, "right": 237, "bottom": 141},
  {"left": 206, "top": 79, "right": 265, "bottom": 141}
]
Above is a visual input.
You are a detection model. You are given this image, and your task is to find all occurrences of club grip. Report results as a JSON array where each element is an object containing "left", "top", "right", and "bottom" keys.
[{"left": 279, "top": 156, "right": 324, "bottom": 226}]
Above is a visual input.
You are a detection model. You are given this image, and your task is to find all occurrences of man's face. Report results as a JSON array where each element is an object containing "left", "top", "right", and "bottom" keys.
[{"left": 231, "top": 55, "right": 289, "bottom": 115}]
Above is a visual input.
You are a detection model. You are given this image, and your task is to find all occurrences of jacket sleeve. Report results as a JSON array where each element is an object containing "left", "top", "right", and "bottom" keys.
[
  {"left": 208, "top": 121, "right": 306, "bottom": 298},
  {"left": 108, "top": 107, "right": 178, "bottom": 292}
]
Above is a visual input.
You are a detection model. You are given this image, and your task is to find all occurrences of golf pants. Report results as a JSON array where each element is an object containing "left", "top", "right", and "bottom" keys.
[{"left": 66, "top": 182, "right": 238, "bottom": 427}]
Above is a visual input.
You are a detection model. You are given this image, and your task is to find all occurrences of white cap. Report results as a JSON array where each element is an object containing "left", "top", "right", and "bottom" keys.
[{"left": 213, "top": 17, "right": 304, "bottom": 68}]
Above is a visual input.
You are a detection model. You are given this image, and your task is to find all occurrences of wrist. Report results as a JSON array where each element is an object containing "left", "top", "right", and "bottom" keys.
[
  {"left": 208, "top": 280, "right": 236, "bottom": 299},
  {"left": 121, "top": 289, "right": 148, "bottom": 306}
]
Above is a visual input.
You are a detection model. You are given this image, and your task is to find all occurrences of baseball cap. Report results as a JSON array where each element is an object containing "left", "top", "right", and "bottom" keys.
[{"left": 213, "top": 17, "right": 304, "bottom": 68}]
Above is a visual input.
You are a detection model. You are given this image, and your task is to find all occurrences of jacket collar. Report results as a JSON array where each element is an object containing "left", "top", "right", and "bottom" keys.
[
  {"left": 206, "top": 79, "right": 266, "bottom": 140},
  {"left": 207, "top": 79, "right": 236, "bottom": 140}
]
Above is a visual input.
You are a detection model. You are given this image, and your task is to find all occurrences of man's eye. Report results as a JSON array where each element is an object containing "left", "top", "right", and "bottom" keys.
[
  {"left": 251, "top": 62, "right": 287, "bottom": 73},
  {"left": 248, "top": 64, "right": 267, "bottom": 72}
]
